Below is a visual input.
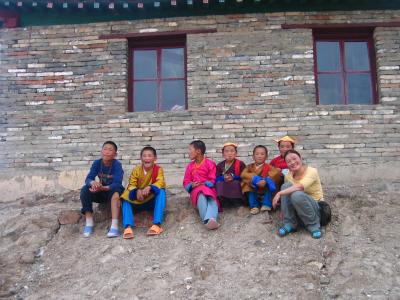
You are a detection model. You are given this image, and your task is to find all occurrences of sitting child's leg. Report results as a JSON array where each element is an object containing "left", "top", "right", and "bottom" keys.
[
  {"left": 247, "top": 192, "right": 260, "bottom": 215},
  {"left": 121, "top": 200, "right": 135, "bottom": 228},
  {"left": 197, "top": 193, "right": 219, "bottom": 229},
  {"left": 107, "top": 192, "right": 121, "bottom": 238},
  {"left": 152, "top": 189, "right": 166, "bottom": 225},
  {"left": 80, "top": 185, "right": 98, "bottom": 237},
  {"left": 261, "top": 191, "right": 273, "bottom": 211}
]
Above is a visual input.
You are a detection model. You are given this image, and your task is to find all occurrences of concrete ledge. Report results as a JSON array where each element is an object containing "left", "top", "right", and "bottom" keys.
[{"left": 2, "top": 161, "right": 399, "bottom": 202}]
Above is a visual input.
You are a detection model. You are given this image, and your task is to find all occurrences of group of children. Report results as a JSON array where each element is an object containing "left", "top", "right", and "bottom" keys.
[{"left": 80, "top": 136, "right": 297, "bottom": 238}]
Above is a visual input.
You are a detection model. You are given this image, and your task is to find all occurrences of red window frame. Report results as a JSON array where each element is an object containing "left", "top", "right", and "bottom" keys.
[
  {"left": 128, "top": 34, "right": 187, "bottom": 112},
  {"left": 313, "top": 28, "right": 378, "bottom": 105}
]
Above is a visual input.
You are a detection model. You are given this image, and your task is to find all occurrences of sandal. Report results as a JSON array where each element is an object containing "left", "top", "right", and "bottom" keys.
[
  {"left": 250, "top": 207, "right": 260, "bottom": 215},
  {"left": 123, "top": 227, "right": 134, "bottom": 239},
  {"left": 147, "top": 224, "right": 164, "bottom": 236},
  {"left": 311, "top": 230, "right": 322, "bottom": 239},
  {"left": 278, "top": 224, "right": 296, "bottom": 237},
  {"left": 260, "top": 205, "right": 271, "bottom": 212}
]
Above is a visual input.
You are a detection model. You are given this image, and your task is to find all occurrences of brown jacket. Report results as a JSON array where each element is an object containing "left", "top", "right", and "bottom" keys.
[{"left": 240, "top": 163, "right": 282, "bottom": 194}]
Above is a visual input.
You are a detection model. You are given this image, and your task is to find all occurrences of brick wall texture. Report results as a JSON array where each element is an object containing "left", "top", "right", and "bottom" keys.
[{"left": 0, "top": 10, "right": 399, "bottom": 187}]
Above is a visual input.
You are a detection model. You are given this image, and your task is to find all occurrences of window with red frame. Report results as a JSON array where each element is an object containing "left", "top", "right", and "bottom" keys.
[
  {"left": 313, "top": 29, "right": 377, "bottom": 105},
  {"left": 128, "top": 35, "right": 187, "bottom": 112}
]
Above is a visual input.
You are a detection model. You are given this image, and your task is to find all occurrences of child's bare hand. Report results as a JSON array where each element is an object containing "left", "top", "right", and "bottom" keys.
[
  {"left": 89, "top": 181, "right": 102, "bottom": 193},
  {"left": 137, "top": 190, "right": 144, "bottom": 201},
  {"left": 224, "top": 174, "right": 233, "bottom": 182},
  {"left": 272, "top": 193, "right": 281, "bottom": 209},
  {"left": 192, "top": 181, "right": 201, "bottom": 188},
  {"left": 142, "top": 186, "right": 151, "bottom": 197},
  {"left": 257, "top": 180, "right": 266, "bottom": 188}
]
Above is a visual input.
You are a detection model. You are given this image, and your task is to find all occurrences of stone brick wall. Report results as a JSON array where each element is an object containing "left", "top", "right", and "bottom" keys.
[{"left": 0, "top": 11, "right": 399, "bottom": 200}]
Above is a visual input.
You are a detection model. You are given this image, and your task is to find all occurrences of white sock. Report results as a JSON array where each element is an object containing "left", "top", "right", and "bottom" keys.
[
  {"left": 110, "top": 219, "right": 119, "bottom": 230},
  {"left": 85, "top": 217, "right": 94, "bottom": 227}
]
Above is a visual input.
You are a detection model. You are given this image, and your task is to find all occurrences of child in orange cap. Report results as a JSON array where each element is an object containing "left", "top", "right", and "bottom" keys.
[
  {"left": 270, "top": 136, "right": 296, "bottom": 176},
  {"left": 215, "top": 142, "right": 246, "bottom": 207}
]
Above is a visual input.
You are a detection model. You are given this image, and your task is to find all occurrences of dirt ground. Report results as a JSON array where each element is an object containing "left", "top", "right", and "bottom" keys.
[{"left": 1, "top": 182, "right": 399, "bottom": 300}]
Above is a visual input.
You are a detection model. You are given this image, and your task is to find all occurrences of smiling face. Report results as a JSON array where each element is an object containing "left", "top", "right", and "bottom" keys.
[
  {"left": 222, "top": 145, "right": 237, "bottom": 162},
  {"left": 253, "top": 147, "right": 268, "bottom": 165},
  {"left": 141, "top": 150, "right": 157, "bottom": 170},
  {"left": 285, "top": 152, "right": 303, "bottom": 173},
  {"left": 101, "top": 143, "right": 117, "bottom": 163},
  {"left": 278, "top": 141, "right": 294, "bottom": 157}
]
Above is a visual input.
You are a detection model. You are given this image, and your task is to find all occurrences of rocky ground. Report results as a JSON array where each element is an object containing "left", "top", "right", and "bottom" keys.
[{"left": 1, "top": 182, "right": 399, "bottom": 300}]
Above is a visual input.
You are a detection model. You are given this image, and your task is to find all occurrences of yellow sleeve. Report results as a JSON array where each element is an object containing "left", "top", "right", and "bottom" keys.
[
  {"left": 299, "top": 168, "right": 318, "bottom": 191},
  {"left": 120, "top": 166, "right": 140, "bottom": 200},
  {"left": 152, "top": 167, "right": 166, "bottom": 189}
]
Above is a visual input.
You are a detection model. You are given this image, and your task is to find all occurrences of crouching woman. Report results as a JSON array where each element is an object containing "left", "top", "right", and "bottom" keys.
[{"left": 272, "top": 150, "right": 323, "bottom": 239}]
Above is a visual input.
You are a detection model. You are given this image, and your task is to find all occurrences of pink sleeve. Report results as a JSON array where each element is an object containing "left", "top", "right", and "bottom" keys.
[
  {"left": 207, "top": 160, "right": 217, "bottom": 183},
  {"left": 183, "top": 164, "right": 193, "bottom": 187}
]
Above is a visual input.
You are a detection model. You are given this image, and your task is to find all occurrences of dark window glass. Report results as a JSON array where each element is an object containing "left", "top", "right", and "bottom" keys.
[
  {"left": 314, "top": 30, "right": 376, "bottom": 105},
  {"left": 134, "top": 50, "right": 157, "bottom": 79},
  {"left": 134, "top": 81, "right": 158, "bottom": 112},
  {"left": 161, "top": 80, "right": 186, "bottom": 111},
  {"left": 347, "top": 74, "right": 373, "bottom": 104},
  {"left": 316, "top": 41, "right": 340, "bottom": 72},
  {"left": 318, "top": 74, "right": 343, "bottom": 105},
  {"left": 129, "top": 37, "right": 186, "bottom": 112},
  {"left": 345, "top": 42, "right": 370, "bottom": 71}
]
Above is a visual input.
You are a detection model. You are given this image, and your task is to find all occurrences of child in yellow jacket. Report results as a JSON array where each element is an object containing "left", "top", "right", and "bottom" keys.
[{"left": 119, "top": 146, "right": 166, "bottom": 238}]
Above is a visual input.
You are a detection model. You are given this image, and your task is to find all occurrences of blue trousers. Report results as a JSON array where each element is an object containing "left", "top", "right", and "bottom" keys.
[
  {"left": 247, "top": 191, "right": 273, "bottom": 209},
  {"left": 122, "top": 189, "right": 166, "bottom": 228},
  {"left": 197, "top": 193, "right": 218, "bottom": 223},
  {"left": 80, "top": 185, "right": 123, "bottom": 214}
]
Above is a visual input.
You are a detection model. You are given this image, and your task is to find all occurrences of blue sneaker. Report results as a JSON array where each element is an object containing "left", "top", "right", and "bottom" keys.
[
  {"left": 278, "top": 224, "right": 296, "bottom": 237},
  {"left": 106, "top": 228, "right": 120, "bottom": 238},
  {"left": 83, "top": 226, "right": 93, "bottom": 238},
  {"left": 311, "top": 230, "right": 322, "bottom": 239}
]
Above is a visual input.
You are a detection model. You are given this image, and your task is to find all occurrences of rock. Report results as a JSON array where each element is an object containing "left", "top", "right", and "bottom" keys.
[
  {"left": 19, "top": 253, "right": 35, "bottom": 264},
  {"left": 303, "top": 283, "right": 314, "bottom": 290},
  {"left": 35, "top": 247, "right": 45, "bottom": 258},
  {"left": 254, "top": 240, "right": 266, "bottom": 247},
  {"left": 307, "top": 261, "right": 324, "bottom": 270},
  {"left": 339, "top": 268, "right": 352, "bottom": 278},
  {"left": 236, "top": 206, "right": 248, "bottom": 217},
  {"left": 58, "top": 210, "right": 81, "bottom": 225},
  {"left": 184, "top": 277, "right": 192, "bottom": 284},
  {"left": 320, "top": 276, "right": 330, "bottom": 285}
]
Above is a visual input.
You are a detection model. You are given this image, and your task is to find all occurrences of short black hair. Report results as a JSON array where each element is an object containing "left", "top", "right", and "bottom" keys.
[
  {"left": 284, "top": 149, "right": 302, "bottom": 161},
  {"left": 190, "top": 140, "right": 206, "bottom": 155},
  {"left": 103, "top": 141, "right": 118, "bottom": 151},
  {"left": 253, "top": 145, "right": 268, "bottom": 156},
  {"left": 140, "top": 146, "right": 157, "bottom": 157}
]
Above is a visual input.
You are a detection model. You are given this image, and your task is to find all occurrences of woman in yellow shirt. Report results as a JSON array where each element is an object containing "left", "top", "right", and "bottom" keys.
[{"left": 272, "top": 150, "right": 323, "bottom": 239}]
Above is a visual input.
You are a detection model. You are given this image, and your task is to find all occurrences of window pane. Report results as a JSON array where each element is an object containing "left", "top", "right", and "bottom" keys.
[
  {"left": 161, "top": 48, "right": 184, "bottom": 78},
  {"left": 160, "top": 80, "right": 185, "bottom": 111},
  {"left": 134, "top": 81, "right": 157, "bottom": 112},
  {"left": 318, "top": 74, "right": 343, "bottom": 105},
  {"left": 345, "top": 42, "right": 370, "bottom": 71},
  {"left": 134, "top": 50, "right": 157, "bottom": 79},
  {"left": 347, "top": 74, "right": 373, "bottom": 104},
  {"left": 316, "top": 41, "right": 340, "bottom": 72}
]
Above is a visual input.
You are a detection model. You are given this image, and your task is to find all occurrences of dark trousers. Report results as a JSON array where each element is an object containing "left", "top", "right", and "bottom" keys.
[{"left": 80, "top": 185, "right": 122, "bottom": 214}]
